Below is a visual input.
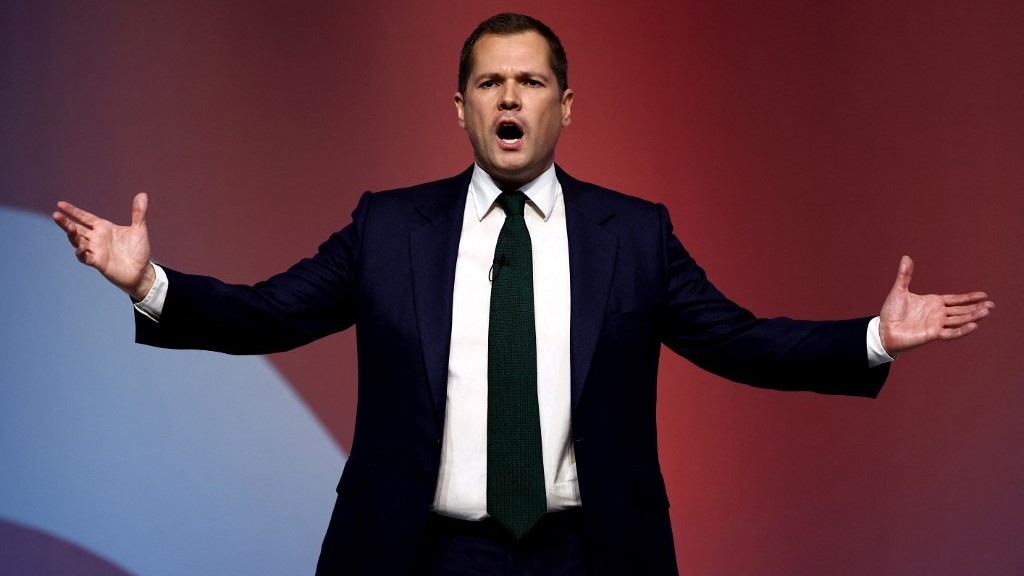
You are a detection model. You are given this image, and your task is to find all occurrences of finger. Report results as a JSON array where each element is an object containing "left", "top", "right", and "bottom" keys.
[
  {"left": 893, "top": 255, "right": 913, "bottom": 291},
  {"left": 131, "top": 192, "right": 148, "bottom": 227},
  {"left": 940, "top": 322, "right": 978, "bottom": 340},
  {"left": 53, "top": 213, "right": 84, "bottom": 246},
  {"left": 55, "top": 200, "right": 99, "bottom": 228},
  {"left": 945, "top": 307, "right": 992, "bottom": 327},
  {"left": 66, "top": 225, "right": 81, "bottom": 246},
  {"left": 943, "top": 301, "right": 994, "bottom": 317},
  {"left": 52, "top": 211, "right": 73, "bottom": 233},
  {"left": 942, "top": 292, "right": 991, "bottom": 306}
]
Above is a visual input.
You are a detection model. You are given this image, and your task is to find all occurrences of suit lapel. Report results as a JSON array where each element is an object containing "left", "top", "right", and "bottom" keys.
[
  {"left": 410, "top": 167, "right": 473, "bottom": 427},
  {"left": 559, "top": 167, "right": 618, "bottom": 416}
]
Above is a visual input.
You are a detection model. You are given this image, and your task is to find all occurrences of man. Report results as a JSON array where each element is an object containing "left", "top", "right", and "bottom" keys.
[{"left": 53, "top": 13, "right": 993, "bottom": 576}]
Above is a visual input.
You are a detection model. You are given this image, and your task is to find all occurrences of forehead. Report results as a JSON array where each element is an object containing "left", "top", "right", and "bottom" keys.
[{"left": 468, "top": 31, "right": 553, "bottom": 77}]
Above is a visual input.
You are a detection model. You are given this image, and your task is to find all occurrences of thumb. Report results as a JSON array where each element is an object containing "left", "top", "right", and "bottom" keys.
[
  {"left": 893, "top": 254, "right": 913, "bottom": 292},
  {"left": 131, "top": 192, "right": 148, "bottom": 227}
]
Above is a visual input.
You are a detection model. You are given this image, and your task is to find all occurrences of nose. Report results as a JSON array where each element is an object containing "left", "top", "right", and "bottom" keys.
[{"left": 498, "top": 83, "right": 520, "bottom": 110}]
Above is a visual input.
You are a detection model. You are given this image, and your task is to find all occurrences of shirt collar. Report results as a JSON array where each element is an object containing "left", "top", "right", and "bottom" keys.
[{"left": 469, "top": 163, "right": 559, "bottom": 222}]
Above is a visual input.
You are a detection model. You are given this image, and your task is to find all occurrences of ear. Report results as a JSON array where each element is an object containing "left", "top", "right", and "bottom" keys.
[
  {"left": 560, "top": 89, "right": 574, "bottom": 127},
  {"left": 454, "top": 92, "right": 466, "bottom": 128}
]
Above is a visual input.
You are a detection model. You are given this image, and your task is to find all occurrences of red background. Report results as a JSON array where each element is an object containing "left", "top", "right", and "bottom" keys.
[{"left": 2, "top": 1, "right": 1021, "bottom": 573}]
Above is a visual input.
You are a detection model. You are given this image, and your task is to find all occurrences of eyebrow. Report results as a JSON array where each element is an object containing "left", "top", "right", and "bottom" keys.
[{"left": 472, "top": 70, "right": 552, "bottom": 83}]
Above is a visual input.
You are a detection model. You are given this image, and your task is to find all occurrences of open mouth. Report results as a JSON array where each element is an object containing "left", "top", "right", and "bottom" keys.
[{"left": 497, "top": 122, "right": 524, "bottom": 144}]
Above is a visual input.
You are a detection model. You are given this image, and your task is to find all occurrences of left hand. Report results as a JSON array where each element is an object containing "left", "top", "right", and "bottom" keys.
[{"left": 879, "top": 255, "right": 994, "bottom": 355}]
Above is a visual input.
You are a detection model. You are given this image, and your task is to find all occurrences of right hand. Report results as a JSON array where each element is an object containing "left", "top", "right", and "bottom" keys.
[{"left": 53, "top": 192, "right": 155, "bottom": 300}]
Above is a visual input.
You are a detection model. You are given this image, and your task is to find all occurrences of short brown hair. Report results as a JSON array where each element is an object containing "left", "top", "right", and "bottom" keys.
[{"left": 458, "top": 13, "right": 569, "bottom": 95}]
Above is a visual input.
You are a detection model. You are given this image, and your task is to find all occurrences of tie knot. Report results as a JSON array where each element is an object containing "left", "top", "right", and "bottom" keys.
[{"left": 497, "top": 191, "right": 527, "bottom": 218}]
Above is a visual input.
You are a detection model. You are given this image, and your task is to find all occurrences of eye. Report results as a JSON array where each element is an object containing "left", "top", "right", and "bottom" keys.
[
  {"left": 524, "top": 79, "right": 543, "bottom": 87},
  {"left": 479, "top": 79, "right": 497, "bottom": 89}
]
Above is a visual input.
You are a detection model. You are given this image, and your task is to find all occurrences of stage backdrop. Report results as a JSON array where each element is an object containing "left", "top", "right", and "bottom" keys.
[{"left": 1, "top": 1, "right": 1021, "bottom": 574}]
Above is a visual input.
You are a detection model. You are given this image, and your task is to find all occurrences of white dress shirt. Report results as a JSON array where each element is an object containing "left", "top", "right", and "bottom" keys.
[{"left": 432, "top": 163, "right": 579, "bottom": 519}]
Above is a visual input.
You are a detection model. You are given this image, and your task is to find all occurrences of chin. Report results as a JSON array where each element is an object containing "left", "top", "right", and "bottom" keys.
[{"left": 493, "top": 168, "right": 534, "bottom": 187}]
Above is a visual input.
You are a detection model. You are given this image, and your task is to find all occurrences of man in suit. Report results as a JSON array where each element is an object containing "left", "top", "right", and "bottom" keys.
[{"left": 53, "top": 13, "right": 993, "bottom": 576}]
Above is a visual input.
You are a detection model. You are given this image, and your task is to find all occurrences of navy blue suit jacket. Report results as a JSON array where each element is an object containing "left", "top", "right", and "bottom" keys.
[{"left": 137, "top": 165, "right": 888, "bottom": 575}]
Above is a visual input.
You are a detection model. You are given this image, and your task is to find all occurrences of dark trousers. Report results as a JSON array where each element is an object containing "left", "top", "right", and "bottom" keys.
[{"left": 412, "top": 510, "right": 589, "bottom": 576}]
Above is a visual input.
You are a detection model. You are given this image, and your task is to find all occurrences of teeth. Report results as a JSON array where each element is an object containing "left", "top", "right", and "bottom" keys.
[{"left": 502, "top": 138, "right": 520, "bottom": 144}]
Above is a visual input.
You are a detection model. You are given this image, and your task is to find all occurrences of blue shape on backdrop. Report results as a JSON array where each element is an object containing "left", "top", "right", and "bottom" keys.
[{"left": 0, "top": 207, "right": 346, "bottom": 576}]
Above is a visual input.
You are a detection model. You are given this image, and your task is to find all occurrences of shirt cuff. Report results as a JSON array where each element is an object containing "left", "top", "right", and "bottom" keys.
[
  {"left": 866, "top": 316, "right": 896, "bottom": 367},
  {"left": 133, "top": 263, "right": 168, "bottom": 322}
]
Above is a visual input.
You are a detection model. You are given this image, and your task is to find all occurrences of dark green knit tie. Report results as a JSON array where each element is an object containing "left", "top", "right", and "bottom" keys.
[{"left": 487, "top": 191, "right": 546, "bottom": 539}]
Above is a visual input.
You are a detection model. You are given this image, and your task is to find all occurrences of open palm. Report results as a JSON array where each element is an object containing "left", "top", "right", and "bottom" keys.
[
  {"left": 879, "top": 256, "right": 993, "bottom": 355},
  {"left": 53, "top": 192, "right": 153, "bottom": 299}
]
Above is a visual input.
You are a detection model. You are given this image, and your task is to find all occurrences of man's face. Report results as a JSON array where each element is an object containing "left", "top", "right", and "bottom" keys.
[{"left": 455, "top": 31, "right": 573, "bottom": 190}]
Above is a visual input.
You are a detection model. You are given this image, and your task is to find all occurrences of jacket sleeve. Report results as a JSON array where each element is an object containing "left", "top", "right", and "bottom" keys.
[
  {"left": 656, "top": 204, "right": 888, "bottom": 398},
  {"left": 135, "top": 191, "right": 372, "bottom": 355}
]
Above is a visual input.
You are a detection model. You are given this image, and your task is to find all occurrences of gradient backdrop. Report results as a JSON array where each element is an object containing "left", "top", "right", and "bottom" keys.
[{"left": 1, "top": 1, "right": 1021, "bottom": 574}]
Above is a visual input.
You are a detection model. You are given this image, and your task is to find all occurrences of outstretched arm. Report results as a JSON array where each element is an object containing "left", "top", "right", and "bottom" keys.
[
  {"left": 878, "top": 255, "right": 994, "bottom": 355},
  {"left": 52, "top": 192, "right": 155, "bottom": 300}
]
